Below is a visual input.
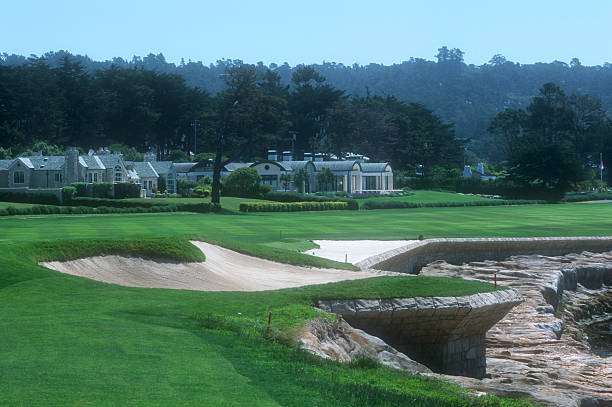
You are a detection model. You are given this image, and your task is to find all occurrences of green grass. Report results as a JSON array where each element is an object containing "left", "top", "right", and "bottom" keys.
[
  {"left": 5, "top": 202, "right": 601, "bottom": 406},
  {"left": 358, "top": 190, "right": 496, "bottom": 207},
  {"left": 125, "top": 196, "right": 274, "bottom": 212},
  {"left": 0, "top": 239, "right": 529, "bottom": 406}
]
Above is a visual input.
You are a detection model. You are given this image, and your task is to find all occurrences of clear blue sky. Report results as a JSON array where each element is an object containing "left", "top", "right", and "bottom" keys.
[{"left": 2, "top": 0, "right": 611, "bottom": 66}]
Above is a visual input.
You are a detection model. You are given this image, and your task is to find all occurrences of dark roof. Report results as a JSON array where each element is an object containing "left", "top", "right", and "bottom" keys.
[
  {"left": 132, "top": 162, "right": 159, "bottom": 178},
  {"left": 313, "top": 160, "right": 361, "bottom": 172},
  {"left": 149, "top": 161, "right": 174, "bottom": 174},
  {"left": 0, "top": 159, "right": 13, "bottom": 170},
  {"left": 96, "top": 154, "right": 123, "bottom": 169},
  {"left": 174, "top": 162, "right": 197, "bottom": 173},
  {"left": 80, "top": 155, "right": 105, "bottom": 170},
  {"left": 361, "top": 162, "right": 391, "bottom": 173}
]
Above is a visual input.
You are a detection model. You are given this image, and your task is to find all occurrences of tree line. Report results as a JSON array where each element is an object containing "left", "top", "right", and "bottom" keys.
[
  {"left": 5, "top": 48, "right": 612, "bottom": 161},
  {"left": 0, "top": 56, "right": 464, "bottom": 173}
]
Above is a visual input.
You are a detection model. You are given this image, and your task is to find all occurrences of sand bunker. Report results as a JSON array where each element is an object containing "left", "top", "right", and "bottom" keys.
[
  {"left": 41, "top": 241, "right": 383, "bottom": 291},
  {"left": 307, "top": 240, "right": 418, "bottom": 264}
]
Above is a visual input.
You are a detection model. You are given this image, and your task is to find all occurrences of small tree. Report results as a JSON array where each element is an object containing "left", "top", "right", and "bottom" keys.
[
  {"left": 294, "top": 168, "right": 307, "bottom": 193},
  {"left": 316, "top": 167, "right": 334, "bottom": 192},
  {"left": 280, "top": 173, "right": 292, "bottom": 191},
  {"left": 223, "top": 167, "right": 262, "bottom": 198}
]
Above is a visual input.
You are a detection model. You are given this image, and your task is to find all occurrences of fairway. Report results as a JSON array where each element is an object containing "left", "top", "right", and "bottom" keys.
[{"left": 1, "top": 203, "right": 606, "bottom": 406}]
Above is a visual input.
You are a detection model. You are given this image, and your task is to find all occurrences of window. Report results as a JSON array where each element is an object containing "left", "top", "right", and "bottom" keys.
[
  {"left": 261, "top": 175, "right": 278, "bottom": 187},
  {"left": 54, "top": 173, "right": 63, "bottom": 183},
  {"left": 114, "top": 165, "right": 122, "bottom": 182},
  {"left": 334, "top": 176, "right": 344, "bottom": 191},
  {"left": 13, "top": 171, "right": 24, "bottom": 184},
  {"left": 364, "top": 176, "right": 377, "bottom": 190},
  {"left": 88, "top": 172, "right": 98, "bottom": 183}
]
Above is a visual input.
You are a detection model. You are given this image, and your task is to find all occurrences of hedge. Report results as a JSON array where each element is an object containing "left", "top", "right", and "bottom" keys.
[
  {"left": 240, "top": 201, "right": 349, "bottom": 212},
  {"left": 360, "top": 199, "right": 546, "bottom": 210},
  {"left": 114, "top": 182, "right": 141, "bottom": 199},
  {"left": 562, "top": 192, "right": 612, "bottom": 202},
  {"left": 92, "top": 182, "right": 112, "bottom": 198},
  {"left": 264, "top": 191, "right": 359, "bottom": 210},
  {"left": 0, "top": 202, "right": 218, "bottom": 216},
  {"left": 0, "top": 191, "right": 60, "bottom": 206},
  {"left": 70, "top": 182, "right": 89, "bottom": 197}
]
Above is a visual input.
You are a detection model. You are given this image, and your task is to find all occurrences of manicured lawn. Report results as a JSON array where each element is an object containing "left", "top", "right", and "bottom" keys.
[
  {"left": 125, "top": 196, "right": 274, "bottom": 212},
  {"left": 360, "top": 190, "right": 496, "bottom": 206},
  {"left": 4, "top": 202, "right": 603, "bottom": 406},
  {"left": 0, "top": 239, "right": 527, "bottom": 406}
]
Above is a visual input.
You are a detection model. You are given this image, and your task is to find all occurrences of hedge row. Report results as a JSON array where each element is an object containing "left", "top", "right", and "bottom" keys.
[
  {"left": 360, "top": 199, "right": 546, "bottom": 210},
  {"left": 0, "top": 202, "right": 217, "bottom": 216},
  {"left": 562, "top": 192, "right": 612, "bottom": 202},
  {"left": 0, "top": 191, "right": 60, "bottom": 206},
  {"left": 240, "top": 201, "right": 349, "bottom": 212},
  {"left": 69, "top": 197, "right": 159, "bottom": 208},
  {"left": 264, "top": 191, "right": 359, "bottom": 210}
]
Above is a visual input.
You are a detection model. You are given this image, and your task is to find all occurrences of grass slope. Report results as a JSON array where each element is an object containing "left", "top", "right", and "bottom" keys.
[{"left": 0, "top": 240, "right": 528, "bottom": 406}]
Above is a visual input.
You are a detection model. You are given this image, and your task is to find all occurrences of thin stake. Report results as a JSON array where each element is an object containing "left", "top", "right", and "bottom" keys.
[
  {"left": 266, "top": 311, "right": 272, "bottom": 334},
  {"left": 494, "top": 273, "right": 497, "bottom": 288},
  {"left": 279, "top": 230, "right": 282, "bottom": 239},
  {"left": 345, "top": 253, "right": 347, "bottom": 263}
]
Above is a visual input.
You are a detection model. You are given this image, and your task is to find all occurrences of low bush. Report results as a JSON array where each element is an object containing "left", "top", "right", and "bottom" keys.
[
  {"left": 0, "top": 202, "right": 217, "bottom": 216},
  {"left": 0, "top": 191, "right": 60, "bottom": 206},
  {"left": 361, "top": 199, "right": 545, "bottom": 210},
  {"left": 114, "top": 182, "right": 141, "bottom": 199},
  {"left": 240, "top": 201, "right": 349, "bottom": 212},
  {"left": 264, "top": 191, "right": 358, "bottom": 210},
  {"left": 562, "top": 191, "right": 612, "bottom": 202}
]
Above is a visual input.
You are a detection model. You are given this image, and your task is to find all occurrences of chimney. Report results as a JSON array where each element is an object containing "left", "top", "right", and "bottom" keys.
[
  {"left": 267, "top": 149, "right": 278, "bottom": 161},
  {"left": 476, "top": 162, "right": 485, "bottom": 175},
  {"left": 144, "top": 151, "right": 156, "bottom": 162},
  {"left": 303, "top": 152, "right": 313, "bottom": 161},
  {"left": 282, "top": 151, "right": 292, "bottom": 161},
  {"left": 462, "top": 165, "right": 472, "bottom": 178},
  {"left": 65, "top": 147, "right": 79, "bottom": 184},
  {"left": 314, "top": 153, "right": 324, "bottom": 162}
]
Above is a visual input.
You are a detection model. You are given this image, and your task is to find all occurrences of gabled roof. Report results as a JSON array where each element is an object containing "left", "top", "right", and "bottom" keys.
[
  {"left": 132, "top": 161, "right": 159, "bottom": 179},
  {"left": 174, "top": 162, "right": 197, "bottom": 173},
  {"left": 361, "top": 162, "right": 391, "bottom": 173},
  {"left": 28, "top": 156, "right": 66, "bottom": 171},
  {"left": 313, "top": 160, "right": 361, "bottom": 172},
  {"left": 80, "top": 155, "right": 105, "bottom": 170},
  {"left": 96, "top": 154, "right": 124, "bottom": 169},
  {"left": 149, "top": 161, "right": 174, "bottom": 174},
  {"left": 14, "top": 157, "right": 34, "bottom": 169},
  {"left": 278, "top": 160, "right": 315, "bottom": 171},
  {"left": 0, "top": 159, "right": 14, "bottom": 170}
]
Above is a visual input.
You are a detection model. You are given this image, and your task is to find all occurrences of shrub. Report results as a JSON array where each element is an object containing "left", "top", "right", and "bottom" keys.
[
  {"left": 0, "top": 202, "right": 216, "bottom": 216},
  {"left": 223, "top": 167, "right": 262, "bottom": 198},
  {"left": 0, "top": 191, "right": 60, "bottom": 206},
  {"left": 360, "top": 199, "right": 545, "bottom": 210},
  {"left": 92, "top": 182, "right": 112, "bottom": 198},
  {"left": 61, "top": 186, "right": 77, "bottom": 203},
  {"left": 192, "top": 186, "right": 211, "bottom": 198},
  {"left": 71, "top": 182, "right": 89, "bottom": 197},
  {"left": 114, "top": 182, "right": 141, "bottom": 199},
  {"left": 239, "top": 201, "right": 349, "bottom": 212},
  {"left": 177, "top": 178, "right": 197, "bottom": 197},
  {"left": 264, "top": 191, "right": 359, "bottom": 210}
]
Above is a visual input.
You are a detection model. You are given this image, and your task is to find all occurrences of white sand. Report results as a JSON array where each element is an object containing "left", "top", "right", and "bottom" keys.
[
  {"left": 306, "top": 240, "right": 417, "bottom": 264},
  {"left": 40, "top": 241, "right": 383, "bottom": 292}
]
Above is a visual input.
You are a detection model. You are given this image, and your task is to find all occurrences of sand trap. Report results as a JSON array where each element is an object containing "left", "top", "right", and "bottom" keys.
[
  {"left": 40, "top": 241, "right": 384, "bottom": 292},
  {"left": 306, "top": 240, "right": 418, "bottom": 264}
]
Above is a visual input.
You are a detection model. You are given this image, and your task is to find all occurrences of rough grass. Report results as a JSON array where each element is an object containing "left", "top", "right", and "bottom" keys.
[{"left": 0, "top": 239, "right": 532, "bottom": 406}]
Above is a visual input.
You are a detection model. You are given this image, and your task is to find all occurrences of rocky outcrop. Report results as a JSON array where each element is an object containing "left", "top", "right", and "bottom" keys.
[
  {"left": 317, "top": 290, "right": 523, "bottom": 378},
  {"left": 358, "top": 236, "right": 612, "bottom": 274},
  {"left": 419, "top": 251, "right": 612, "bottom": 407},
  {"left": 298, "top": 318, "right": 431, "bottom": 373}
]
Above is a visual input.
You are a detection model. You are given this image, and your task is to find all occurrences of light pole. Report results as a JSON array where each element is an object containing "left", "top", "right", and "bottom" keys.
[
  {"left": 288, "top": 130, "right": 297, "bottom": 159},
  {"left": 191, "top": 120, "right": 200, "bottom": 155}
]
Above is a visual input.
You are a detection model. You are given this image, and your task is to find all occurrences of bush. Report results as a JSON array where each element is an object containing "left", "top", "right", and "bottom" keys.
[
  {"left": 0, "top": 191, "right": 60, "bottom": 206},
  {"left": 264, "top": 191, "right": 359, "bottom": 210},
  {"left": 61, "top": 186, "right": 77, "bottom": 203},
  {"left": 71, "top": 182, "right": 89, "bottom": 197},
  {"left": 92, "top": 182, "right": 112, "bottom": 198},
  {"left": 177, "top": 178, "right": 197, "bottom": 197},
  {"left": 192, "top": 185, "right": 211, "bottom": 198},
  {"left": 223, "top": 167, "right": 262, "bottom": 198},
  {"left": 114, "top": 182, "right": 141, "bottom": 199},
  {"left": 0, "top": 202, "right": 217, "bottom": 216},
  {"left": 239, "top": 201, "right": 349, "bottom": 212}
]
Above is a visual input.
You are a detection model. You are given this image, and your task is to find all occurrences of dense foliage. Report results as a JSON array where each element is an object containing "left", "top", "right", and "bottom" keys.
[{"left": 239, "top": 201, "right": 350, "bottom": 212}]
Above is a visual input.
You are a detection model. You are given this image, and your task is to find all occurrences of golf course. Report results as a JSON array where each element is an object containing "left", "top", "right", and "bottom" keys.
[{"left": 1, "top": 198, "right": 611, "bottom": 406}]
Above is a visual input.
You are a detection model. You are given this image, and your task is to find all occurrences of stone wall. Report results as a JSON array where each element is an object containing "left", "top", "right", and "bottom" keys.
[
  {"left": 317, "top": 289, "right": 523, "bottom": 378},
  {"left": 357, "top": 237, "right": 612, "bottom": 274}
]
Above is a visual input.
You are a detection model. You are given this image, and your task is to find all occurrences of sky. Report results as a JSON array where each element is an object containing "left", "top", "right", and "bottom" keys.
[{"left": 2, "top": 0, "right": 611, "bottom": 67}]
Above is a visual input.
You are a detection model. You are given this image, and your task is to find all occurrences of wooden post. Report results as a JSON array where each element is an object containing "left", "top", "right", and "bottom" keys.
[
  {"left": 266, "top": 311, "right": 272, "bottom": 334},
  {"left": 494, "top": 273, "right": 497, "bottom": 288},
  {"left": 345, "top": 253, "right": 347, "bottom": 263},
  {"left": 279, "top": 230, "right": 282, "bottom": 239}
]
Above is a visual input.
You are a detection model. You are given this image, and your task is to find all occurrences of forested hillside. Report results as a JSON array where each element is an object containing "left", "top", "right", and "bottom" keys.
[{"left": 3, "top": 47, "right": 612, "bottom": 162}]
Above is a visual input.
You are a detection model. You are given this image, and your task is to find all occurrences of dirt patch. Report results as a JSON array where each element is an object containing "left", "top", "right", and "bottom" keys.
[{"left": 40, "top": 241, "right": 384, "bottom": 291}]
